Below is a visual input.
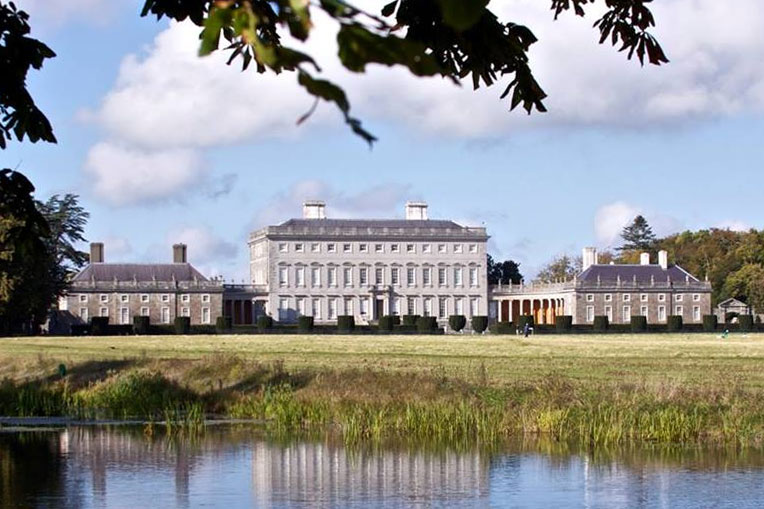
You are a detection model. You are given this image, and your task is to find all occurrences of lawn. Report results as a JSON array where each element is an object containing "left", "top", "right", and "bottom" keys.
[{"left": 3, "top": 332, "right": 764, "bottom": 388}]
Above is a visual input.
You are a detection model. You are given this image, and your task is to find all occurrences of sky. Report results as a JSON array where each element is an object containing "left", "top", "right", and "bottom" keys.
[{"left": 7, "top": 0, "right": 764, "bottom": 281}]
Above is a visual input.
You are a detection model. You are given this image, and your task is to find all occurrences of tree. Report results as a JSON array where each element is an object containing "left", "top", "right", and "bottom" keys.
[
  {"left": 534, "top": 254, "right": 578, "bottom": 283},
  {"left": 723, "top": 264, "right": 764, "bottom": 313},
  {"left": 619, "top": 215, "right": 656, "bottom": 252},
  {"left": 487, "top": 254, "right": 522, "bottom": 285},
  {"left": 139, "top": 0, "right": 667, "bottom": 144}
]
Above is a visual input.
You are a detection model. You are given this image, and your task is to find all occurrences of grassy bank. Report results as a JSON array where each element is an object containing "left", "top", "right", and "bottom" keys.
[{"left": 2, "top": 334, "right": 764, "bottom": 446}]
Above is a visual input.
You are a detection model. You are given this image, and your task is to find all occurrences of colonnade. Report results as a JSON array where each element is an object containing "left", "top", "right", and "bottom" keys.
[
  {"left": 224, "top": 298, "right": 267, "bottom": 325},
  {"left": 495, "top": 297, "right": 567, "bottom": 325}
]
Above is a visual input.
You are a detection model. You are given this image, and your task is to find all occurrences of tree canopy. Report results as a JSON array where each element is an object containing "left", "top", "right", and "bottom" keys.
[
  {"left": 487, "top": 255, "right": 522, "bottom": 285},
  {"left": 619, "top": 215, "right": 657, "bottom": 252}
]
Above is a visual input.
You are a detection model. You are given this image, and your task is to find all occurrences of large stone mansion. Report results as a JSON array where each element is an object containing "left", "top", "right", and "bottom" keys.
[{"left": 62, "top": 201, "right": 712, "bottom": 328}]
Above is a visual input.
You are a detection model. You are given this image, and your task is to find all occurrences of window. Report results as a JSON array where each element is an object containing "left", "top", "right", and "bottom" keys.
[
  {"left": 604, "top": 294, "right": 612, "bottom": 302},
  {"left": 360, "top": 298, "right": 369, "bottom": 317},
  {"left": 181, "top": 307, "right": 190, "bottom": 318},
  {"left": 140, "top": 307, "right": 149, "bottom": 317},
  {"left": 423, "top": 268, "right": 431, "bottom": 286},
  {"left": 311, "top": 243, "right": 320, "bottom": 253},
  {"left": 469, "top": 267, "right": 478, "bottom": 287},
  {"left": 328, "top": 298, "right": 337, "bottom": 320},
  {"left": 469, "top": 244, "right": 478, "bottom": 253},
  {"left": 297, "top": 298, "right": 306, "bottom": 316},
  {"left": 641, "top": 306, "right": 648, "bottom": 318},
  {"left": 454, "top": 244, "right": 463, "bottom": 254},
  {"left": 693, "top": 306, "right": 701, "bottom": 322},
  {"left": 202, "top": 307, "right": 210, "bottom": 324},
  {"left": 407, "top": 267, "right": 416, "bottom": 286},
  {"left": 455, "top": 297, "right": 464, "bottom": 315},
  {"left": 375, "top": 244, "right": 384, "bottom": 253},
  {"left": 278, "top": 267, "right": 288, "bottom": 287},
  {"left": 161, "top": 294, "right": 170, "bottom": 303},
  {"left": 121, "top": 294, "right": 129, "bottom": 303},
  {"left": 470, "top": 298, "right": 479, "bottom": 317},
  {"left": 343, "top": 267, "right": 353, "bottom": 287},
  {"left": 328, "top": 267, "right": 337, "bottom": 287},
  {"left": 120, "top": 307, "right": 130, "bottom": 325},
  {"left": 345, "top": 297, "right": 353, "bottom": 315},
  {"left": 623, "top": 305, "right": 631, "bottom": 322},
  {"left": 407, "top": 297, "right": 416, "bottom": 315},
  {"left": 359, "top": 267, "right": 368, "bottom": 285},
  {"left": 141, "top": 294, "right": 150, "bottom": 303},
  {"left": 623, "top": 294, "right": 631, "bottom": 302},
  {"left": 181, "top": 294, "right": 190, "bottom": 303},
  {"left": 100, "top": 307, "right": 108, "bottom": 317},
  {"left": 359, "top": 244, "right": 368, "bottom": 253},
  {"left": 424, "top": 298, "right": 433, "bottom": 317},
  {"left": 79, "top": 294, "right": 88, "bottom": 302},
  {"left": 658, "top": 294, "right": 666, "bottom": 302},
  {"left": 295, "top": 243, "right": 304, "bottom": 253},
  {"left": 375, "top": 267, "right": 384, "bottom": 285},
  {"left": 586, "top": 294, "right": 594, "bottom": 302},
  {"left": 296, "top": 267, "right": 305, "bottom": 287},
  {"left": 391, "top": 267, "right": 399, "bottom": 286},
  {"left": 658, "top": 305, "right": 666, "bottom": 322},
  {"left": 693, "top": 294, "right": 700, "bottom": 302},
  {"left": 439, "top": 298, "right": 447, "bottom": 319},
  {"left": 454, "top": 267, "right": 463, "bottom": 286},
  {"left": 79, "top": 308, "right": 88, "bottom": 321},
  {"left": 423, "top": 244, "right": 432, "bottom": 254},
  {"left": 641, "top": 294, "right": 648, "bottom": 302},
  {"left": 675, "top": 305, "right": 683, "bottom": 316},
  {"left": 327, "top": 243, "right": 336, "bottom": 253},
  {"left": 438, "top": 244, "right": 446, "bottom": 254},
  {"left": 279, "top": 298, "right": 288, "bottom": 320},
  {"left": 311, "top": 267, "right": 321, "bottom": 287},
  {"left": 438, "top": 268, "right": 447, "bottom": 286},
  {"left": 393, "top": 298, "right": 401, "bottom": 316},
  {"left": 406, "top": 244, "right": 415, "bottom": 254},
  {"left": 278, "top": 243, "right": 288, "bottom": 253},
  {"left": 391, "top": 244, "right": 400, "bottom": 253},
  {"left": 605, "top": 305, "right": 613, "bottom": 321},
  {"left": 161, "top": 307, "right": 170, "bottom": 324},
  {"left": 343, "top": 243, "right": 352, "bottom": 253},
  {"left": 586, "top": 306, "right": 594, "bottom": 323},
  {"left": 100, "top": 294, "right": 109, "bottom": 303},
  {"left": 312, "top": 298, "right": 321, "bottom": 319},
  {"left": 675, "top": 294, "right": 683, "bottom": 302}
]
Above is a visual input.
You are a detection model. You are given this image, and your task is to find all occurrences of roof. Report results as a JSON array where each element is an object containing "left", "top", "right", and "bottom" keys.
[
  {"left": 254, "top": 218, "right": 489, "bottom": 240},
  {"left": 279, "top": 218, "right": 469, "bottom": 229},
  {"left": 578, "top": 264, "right": 699, "bottom": 283},
  {"left": 72, "top": 263, "right": 208, "bottom": 283},
  {"left": 717, "top": 298, "right": 748, "bottom": 308}
]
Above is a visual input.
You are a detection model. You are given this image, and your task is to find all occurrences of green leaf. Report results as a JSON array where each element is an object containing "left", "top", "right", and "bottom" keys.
[
  {"left": 199, "top": 6, "right": 232, "bottom": 56},
  {"left": 436, "top": 0, "right": 489, "bottom": 31}
]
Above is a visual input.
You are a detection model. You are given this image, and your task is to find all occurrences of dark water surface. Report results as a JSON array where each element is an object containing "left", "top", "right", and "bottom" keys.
[{"left": 2, "top": 426, "right": 764, "bottom": 508}]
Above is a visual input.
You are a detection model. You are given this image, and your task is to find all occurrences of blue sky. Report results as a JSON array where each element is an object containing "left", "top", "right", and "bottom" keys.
[{"left": 9, "top": 0, "right": 764, "bottom": 281}]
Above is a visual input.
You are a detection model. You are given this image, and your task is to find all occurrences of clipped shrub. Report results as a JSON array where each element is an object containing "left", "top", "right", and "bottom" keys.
[
  {"left": 667, "top": 315, "right": 683, "bottom": 332},
  {"left": 516, "top": 315, "right": 534, "bottom": 330},
  {"left": 702, "top": 314, "right": 718, "bottom": 332},
  {"left": 337, "top": 315, "right": 355, "bottom": 333},
  {"left": 378, "top": 315, "right": 395, "bottom": 332},
  {"left": 630, "top": 315, "right": 647, "bottom": 332},
  {"left": 174, "top": 316, "right": 190, "bottom": 335},
  {"left": 390, "top": 315, "right": 401, "bottom": 326},
  {"left": 402, "top": 315, "right": 420, "bottom": 326},
  {"left": 593, "top": 315, "right": 609, "bottom": 332},
  {"left": 416, "top": 316, "right": 438, "bottom": 333},
  {"left": 555, "top": 315, "right": 573, "bottom": 333},
  {"left": 133, "top": 316, "right": 150, "bottom": 335},
  {"left": 257, "top": 315, "right": 273, "bottom": 332},
  {"left": 739, "top": 314, "right": 754, "bottom": 332},
  {"left": 70, "top": 324, "right": 90, "bottom": 336},
  {"left": 298, "top": 315, "right": 314, "bottom": 332},
  {"left": 494, "top": 321, "right": 515, "bottom": 334},
  {"left": 215, "top": 316, "right": 232, "bottom": 333},
  {"left": 471, "top": 316, "right": 488, "bottom": 334},
  {"left": 449, "top": 315, "right": 466, "bottom": 332},
  {"left": 89, "top": 317, "right": 109, "bottom": 336}
]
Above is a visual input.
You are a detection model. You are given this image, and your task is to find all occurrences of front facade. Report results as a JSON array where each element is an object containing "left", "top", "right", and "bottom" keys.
[
  {"left": 248, "top": 201, "right": 490, "bottom": 324},
  {"left": 62, "top": 243, "right": 224, "bottom": 326},
  {"left": 491, "top": 248, "right": 712, "bottom": 325}
]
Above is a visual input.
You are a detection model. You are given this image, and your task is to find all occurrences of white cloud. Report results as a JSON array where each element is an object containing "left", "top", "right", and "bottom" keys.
[
  {"left": 715, "top": 220, "right": 751, "bottom": 232},
  {"left": 594, "top": 202, "right": 641, "bottom": 248},
  {"left": 101, "top": 236, "right": 133, "bottom": 261},
  {"left": 83, "top": 142, "right": 206, "bottom": 206},
  {"left": 18, "top": 0, "right": 124, "bottom": 27},
  {"left": 166, "top": 226, "right": 237, "bottom": 263}
]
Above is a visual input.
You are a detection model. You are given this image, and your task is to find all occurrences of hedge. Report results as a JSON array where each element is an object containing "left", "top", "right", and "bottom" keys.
[
  {"left": 739, "top": 314, "right": 755, "bottom": 332},
  {"left": 493, "top": 321, "right": 515, "bottom": 335},
  {"left": 416, "top": 316, "right": 438, "bottom": 333},
  {"left": 70, "top": 324, "right": 90, "bottom": 336},
  {"left": 449, "top": 315, "right": 466, "bottom": 332},
  {"left": 298, "top": 316, "right": 314, "bottom": 332},
  {"left": 216, "top": 316, "right": 232, "bottom": 333},
  {"left": 378, "top": 315, "right": 396, "bottom": 332},
  {"left": 702, "top": 314, "right": 717, "bottom": 332},
  {"left": 337, "top": 315, "right": 355, "bottom": 333},
  {"left": 402, "top": 315, "right": 420, "bottom": 327},
  {"left": 257, "top": 315, "right": 274, "bottom": 332},
  {"left": 174, "top": 316, "right": 190, "bottom": 335},
  {"left": 133, "top": 316, "right": 150, "bottom": 335},
  {"left": 89, "top": 317, "right": 109, "bottom": 336},
  {"left": 555, "top": 315, "right": 573, "bottom": 332},
  {"left": 471, "top": 316, "right": 488, "bottom": 334},
  {"left": 630, "top": 315, "right": 647, "bottom": 332},
  {"left": 667, "top": 315, "right": 683, "bottom": 332},
  {"left": 516, "top": 315, "right": 534, "bottom": 330},
  {"left": 593, "top": 315, "right": 609, "bottom": 333}
]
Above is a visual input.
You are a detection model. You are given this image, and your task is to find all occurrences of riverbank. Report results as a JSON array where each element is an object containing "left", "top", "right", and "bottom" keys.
[{"left": 2, "top": 334, "right": 764, "bottom": 445}]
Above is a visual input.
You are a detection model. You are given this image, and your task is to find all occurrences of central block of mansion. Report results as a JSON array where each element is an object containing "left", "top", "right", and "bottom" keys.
[{"left": 62, "top": 201, "right": 712, "bottom": 329}]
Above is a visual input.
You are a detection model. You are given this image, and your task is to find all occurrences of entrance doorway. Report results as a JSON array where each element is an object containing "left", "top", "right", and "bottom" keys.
[{"left": 375, "top": 298, "right": 384, "bottom": 320}]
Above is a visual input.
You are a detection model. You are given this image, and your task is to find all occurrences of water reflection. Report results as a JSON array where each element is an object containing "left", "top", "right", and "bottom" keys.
[{"left": 2, "top": 427, "right": 764, "bottom": 508}]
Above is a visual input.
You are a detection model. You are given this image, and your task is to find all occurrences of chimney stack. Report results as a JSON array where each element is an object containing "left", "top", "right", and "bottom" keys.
[
  {"left": 173, "top": 243, "right": 187, "bottom": 264},
  {"left": 658, "top": 250, "right": 668, "bottom": 270},
  {"left": 582, "top": 247, "right": 598, "bottom": 271},
  {"left": 640, "top": 252, "right": 650, "bottom": 265},
  {"left": 302, "top": 200, "right": 326, "bottom": 219},
  {"left": 90, "top": 242, "right": 104, "bottom": 264},
  {"left": 405, "top": 201, "right": 428, "bottom": 220}
]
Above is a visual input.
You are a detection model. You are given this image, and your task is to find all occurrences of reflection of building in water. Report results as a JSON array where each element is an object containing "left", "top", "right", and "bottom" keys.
[{"left": 251, "top": 441, "right": 490, "bottom": 506}]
